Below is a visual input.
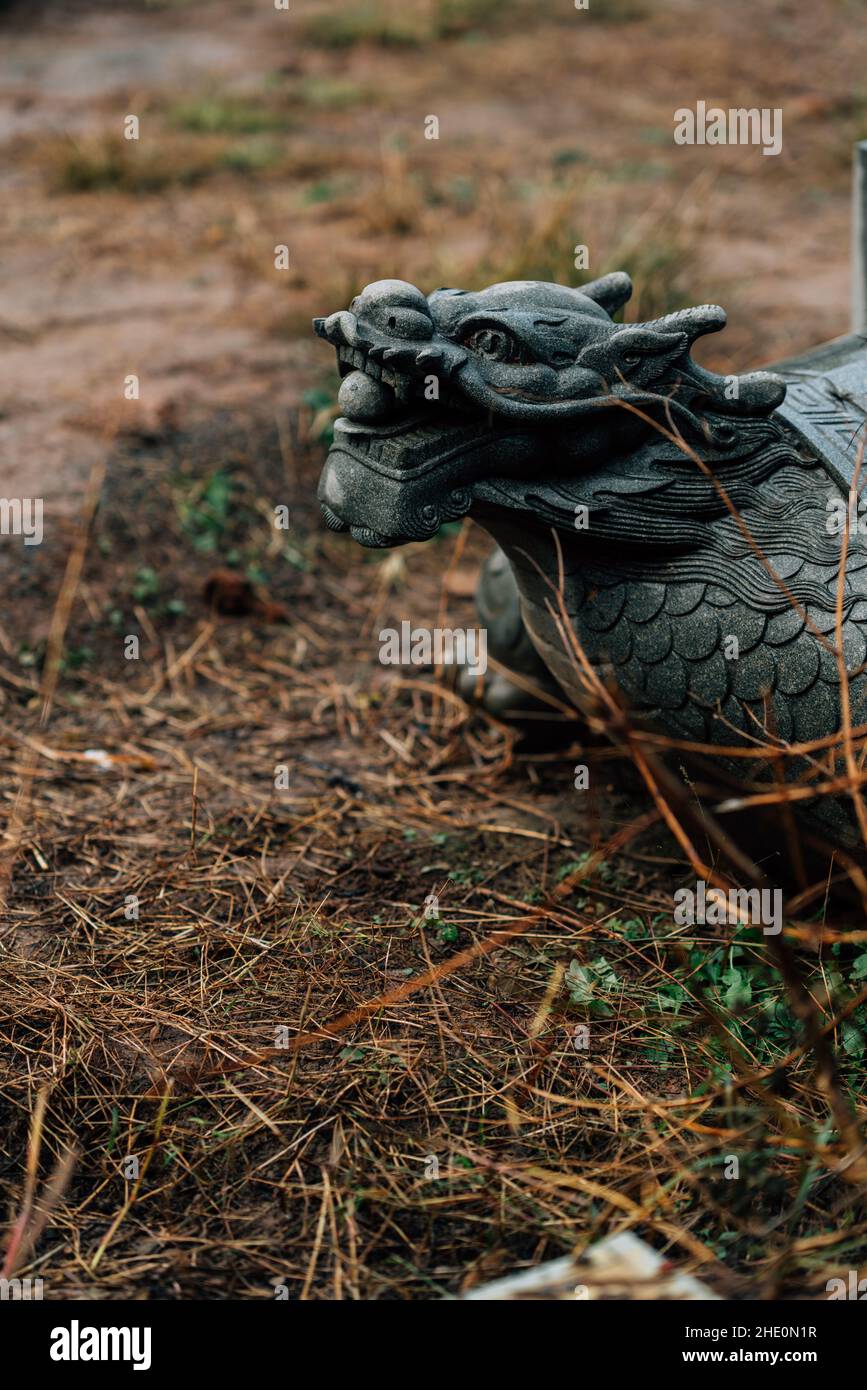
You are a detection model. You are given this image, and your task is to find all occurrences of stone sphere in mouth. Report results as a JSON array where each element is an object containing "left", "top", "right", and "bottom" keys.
[{"left": 337, "top": 369, "right": 396, "bottom": 422}]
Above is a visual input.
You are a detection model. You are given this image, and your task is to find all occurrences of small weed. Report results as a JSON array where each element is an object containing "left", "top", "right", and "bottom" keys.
[
  {"left": 132, "top": 567, "right": 160, "bottom": 603},
  {"left": 47, "top": 133, "right": 218, "bottom": 194},
  {"left": 304, "top": 3, "right": 426, "bottom": 49},
  {"left": 170, "top": 95, "right": 289, "bottom": 136},
  {"left": 175, "top": 470, "right": 234, "bottom": 553},
  {"left": 305, "top": 0, "right": 518, "bottom": 49},
  {"left": 295, "top": 77, "right": 370, "bottom": 110},
  {"left": 220, "top": 138, "right": 284, "bottom": 175}
]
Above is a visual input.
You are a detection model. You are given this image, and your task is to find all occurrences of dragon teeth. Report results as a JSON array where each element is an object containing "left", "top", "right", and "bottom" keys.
[
  {"left": 338, "top": 346, "right": 372, "bottom": 373},
  {"left": 337, "top": 344, "right": 418, "bottom": 399},
  {"left": 381, "top": 367, "right": 413, "bottom": 396}
]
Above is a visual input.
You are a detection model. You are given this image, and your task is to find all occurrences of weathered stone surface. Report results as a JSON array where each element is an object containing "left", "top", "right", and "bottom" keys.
[{"left": 315, "top": 275, "right": 867, "bottom": 846}]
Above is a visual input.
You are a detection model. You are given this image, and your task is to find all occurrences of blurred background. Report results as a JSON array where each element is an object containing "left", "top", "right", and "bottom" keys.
[{"left": 2, "top": 0, "right": 863, "bottom": 519}]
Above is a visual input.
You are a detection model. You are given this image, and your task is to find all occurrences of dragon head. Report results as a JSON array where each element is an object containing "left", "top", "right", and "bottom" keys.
[{"left": 314, "top": 274, "right": 786, "bottom": 548}]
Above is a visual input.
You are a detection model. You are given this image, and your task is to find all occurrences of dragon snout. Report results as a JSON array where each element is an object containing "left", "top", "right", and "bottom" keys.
[{"left": 350, "top": 279, "right": 434, "bottom": 340}]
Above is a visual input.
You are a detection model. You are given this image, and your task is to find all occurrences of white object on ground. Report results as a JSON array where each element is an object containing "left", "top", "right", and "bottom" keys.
[{"left": 461, "top": 1231, "right": 722, "bottom": 1300}]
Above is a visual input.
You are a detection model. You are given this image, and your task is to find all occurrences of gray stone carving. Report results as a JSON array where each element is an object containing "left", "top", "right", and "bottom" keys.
[{"left": 314, "top": 276, "right": 867, "bottom": 846}]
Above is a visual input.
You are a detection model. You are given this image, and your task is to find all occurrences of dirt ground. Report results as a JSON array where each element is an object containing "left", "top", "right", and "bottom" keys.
[
  {"left": 2, "top": 0, "right": 867, "bottom": 1301},
  {"left": 1, "top": 0, "right": 861, "bottom": 513}
]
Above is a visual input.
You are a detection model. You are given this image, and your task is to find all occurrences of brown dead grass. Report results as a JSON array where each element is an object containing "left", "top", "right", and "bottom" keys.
[
  {"left": 3, "top": 0, "right": 867, "bottom": 1303},
  {"left": 0, "top": 407, "right": 866, "bottom": 1300}
]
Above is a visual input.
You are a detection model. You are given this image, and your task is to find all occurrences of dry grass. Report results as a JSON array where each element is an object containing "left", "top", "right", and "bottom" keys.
[
  {"left": 302, "top": 0, "right": 521, "bottom": 50},
  {"left": 3, "top": 0, "right": 867, "bottom": 1303},
  {"left": 0, "top": 407, "right": 866, "bottom": 1300}
]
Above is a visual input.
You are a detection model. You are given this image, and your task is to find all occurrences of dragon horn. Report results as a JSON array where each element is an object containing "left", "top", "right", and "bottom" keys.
[
  {"left": 644, "top": 305, "right": 727, "bottom": 341},
  {"left": 579, "top": 272, "right": 633, "bottom": 315},
  {"left": 687, "top": 363, "right": 787, "bottom": 413},
  {"left": 642, "top": 304, "right": 787, "bottom": 412}
]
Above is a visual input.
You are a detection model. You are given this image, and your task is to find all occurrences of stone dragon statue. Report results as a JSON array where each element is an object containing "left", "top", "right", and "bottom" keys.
[{"left": 314, "top": 275, "right": 867, "bottom": 848}]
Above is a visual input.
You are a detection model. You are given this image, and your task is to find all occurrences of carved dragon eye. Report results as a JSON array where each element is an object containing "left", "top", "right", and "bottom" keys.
[{"left": 463, "top": 327, "right": 522, "bottom": 362}]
